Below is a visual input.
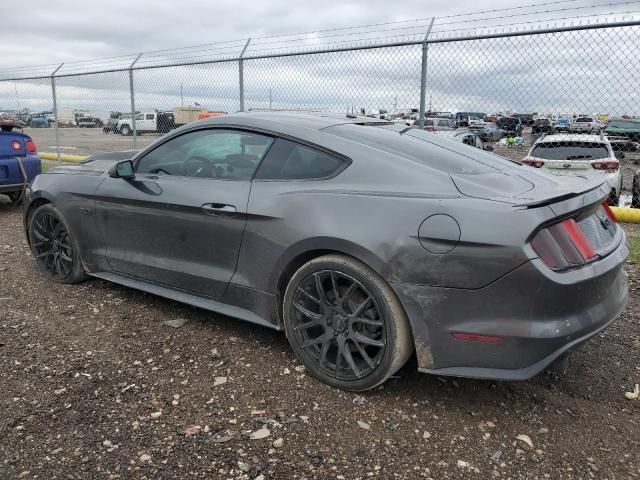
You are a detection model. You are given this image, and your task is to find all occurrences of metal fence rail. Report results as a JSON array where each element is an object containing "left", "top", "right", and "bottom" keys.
[{"left": 1, "top": 14, "right": 640, "bottom": 175}]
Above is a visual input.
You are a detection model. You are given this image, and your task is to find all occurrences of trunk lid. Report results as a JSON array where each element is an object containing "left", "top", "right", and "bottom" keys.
[{"left": 450, "top": 159, "right": 607, "bottom": 207}]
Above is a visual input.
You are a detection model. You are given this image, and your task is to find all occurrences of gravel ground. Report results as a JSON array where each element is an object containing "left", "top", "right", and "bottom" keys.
[{"left": 0, "top": 201, "right": 639, "bottom": 480}]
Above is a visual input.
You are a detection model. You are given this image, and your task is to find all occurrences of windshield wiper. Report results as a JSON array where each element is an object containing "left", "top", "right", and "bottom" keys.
[{"left": 566, "top": 155, "right": 593, "bottom": 160}]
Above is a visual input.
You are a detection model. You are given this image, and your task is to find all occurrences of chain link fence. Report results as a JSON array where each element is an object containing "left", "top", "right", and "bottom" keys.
[{"left": 1, "top": 15, "right": 640, "bottom": 201}]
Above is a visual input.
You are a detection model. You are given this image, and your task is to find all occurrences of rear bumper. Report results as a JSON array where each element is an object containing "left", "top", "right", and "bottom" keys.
[
  {"left": 0, "top": 156, "right": 41, "bottom": 191},
  {"left": 392, "top": 233, "right": 630, "bottom": 380}
]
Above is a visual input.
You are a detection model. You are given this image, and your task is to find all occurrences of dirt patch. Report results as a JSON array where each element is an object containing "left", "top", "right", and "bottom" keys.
[{"left": 1, "top": 202, "right": 639, "bottom": 479}]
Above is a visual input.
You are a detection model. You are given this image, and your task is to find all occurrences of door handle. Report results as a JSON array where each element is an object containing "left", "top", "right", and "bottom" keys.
[{"left": 201, "top": 203, "right": 237, "bottom": 216}]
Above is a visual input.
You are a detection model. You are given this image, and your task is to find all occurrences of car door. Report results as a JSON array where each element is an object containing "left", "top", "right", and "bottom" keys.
[{"left": 94, "top": 128, "right": 274, "bottom": 298}]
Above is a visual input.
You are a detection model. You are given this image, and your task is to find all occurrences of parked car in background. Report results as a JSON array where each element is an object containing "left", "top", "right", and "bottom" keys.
[
  {"left": 569, "top": 116, "right": 601, "bottom": 133},
  {"left": 117, "top": 110, "right": 175, "bottom": 135},
  {"left": 423, "top": 117, "right": 456, "bottom": 132},
  {"left": 522, "top": 134, "right": 623, "bottom": 205},
  {"left": 469, "top": 121, "right": 503, "bottom": 141},
  {"left": 77, "top": 116, "right": 104, "bottom": 128},
  {"left": 554, "top": 115, "right": 572, "bottom": 132},
  {"left": 23, "top": 111, "right": 629, "bottom": 391},
  {"left": 496, "top": 117, "right": 523, "bottom": 136},
  {"left": 432, "top": 129, "right": 494, "bottom": 151},
  {"left": 0, "top": 120, "right": 41, "bottom": 205},
  {"left": 532, "top": 118, "right": 554, "bottom": 135},
  {"left": 29, "top": 116, "right": 50, "bottom": 128},
  {"left": 455, "top": 111, "right": 485, "bottom": 128},
  {"left": 607, "top": 135, "right": 640, "bottom": 152},
  {"left": 513, "top": 113, "right": 536, "bottom": 126},
  {"left": 605, "top": 118, "right": 640, "bottom": 142}
]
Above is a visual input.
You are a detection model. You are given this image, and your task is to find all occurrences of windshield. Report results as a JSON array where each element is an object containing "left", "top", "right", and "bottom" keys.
[
  {"left": 531, "top": 141, "right": 609, "bottom": 160},
  {"left": 536, "top": 119, "right": 550, "bottom": 125},
  {"left": 575, "top": 117, "right": 593, "bottom": 123}
]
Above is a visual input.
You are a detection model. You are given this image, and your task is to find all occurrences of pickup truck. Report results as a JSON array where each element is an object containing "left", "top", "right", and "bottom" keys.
[
  {"left": 569, "top": 116, "right": 600, "bottom": 133},
  {"left": 117, "top": 110, "right": 175, "bottom": 136}
]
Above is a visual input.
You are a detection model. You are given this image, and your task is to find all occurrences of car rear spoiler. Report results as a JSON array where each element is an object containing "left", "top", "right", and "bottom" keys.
[{"left": 513, "top": 177, "right": 609, "bottom": 209}]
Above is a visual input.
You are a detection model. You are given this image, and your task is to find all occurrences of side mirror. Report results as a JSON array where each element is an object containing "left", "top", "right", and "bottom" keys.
[
  {"left": 615, "top": 151, "right": 625, "bottom": 160},
  {"left": 108, "top": 159, "right": 135, "bottom": 179}
]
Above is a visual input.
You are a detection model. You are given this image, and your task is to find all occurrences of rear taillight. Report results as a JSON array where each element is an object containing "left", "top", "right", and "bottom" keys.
[
  {"left": 531, "top": 217, "right": 598, "bottom": 270},
  {"left": 10, "top": 140, "right": 21, "bottom": 151},
  {"left": 522, "top": 157, "right": 544, "bottom": 168},
  {"left": 26, "top": 139, "right": 36, "bottom": 153},
  {"left": 591, "top": 160, "right": 619, "bottom": 172}
]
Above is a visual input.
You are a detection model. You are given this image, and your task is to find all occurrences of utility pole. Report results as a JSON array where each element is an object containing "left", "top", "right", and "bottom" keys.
[
  {"left": 269, "top": 89, "right": 272, "bottom": 110},
  {"left": 50, "top": 63, "right": 64, "bottom": 163},
  {"left": 180, "top": 83, "right": 184, "bottom": 107},
  {"left": 418, "top": 18, "right": 436, "bottom": 129},
  {"left": 129, "top": 53, "right": 143, "bottom": 149}
]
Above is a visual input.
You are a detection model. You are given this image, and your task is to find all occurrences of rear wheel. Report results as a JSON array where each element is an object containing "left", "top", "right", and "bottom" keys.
[
  {"left": 7, "top": 191, "right": 23, "bottom": 205},
  {"left": 283, "top": 254, "right": 412, "bottom": 391},
  {"left": 28, "top": 204, "right": 88, "bottom": 284},
  {"left": 121, "top": 125, "right": 131, "bottom": 136}
]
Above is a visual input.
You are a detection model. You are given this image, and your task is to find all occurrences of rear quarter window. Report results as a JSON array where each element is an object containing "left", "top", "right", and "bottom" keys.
[
  {"left": 325, "top": 123, "right": 508, "bottom": 174},
  {"left": 254, "top": 138, "right": 345, "bottom": 180}
]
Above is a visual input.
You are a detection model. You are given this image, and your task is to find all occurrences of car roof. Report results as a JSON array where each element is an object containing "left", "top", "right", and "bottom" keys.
[
  {"left": 196, "top": 111, "right": 391, "bottom": 132},
  {"left": 536, "top": 134, "right": 608, "bottom": 144}
]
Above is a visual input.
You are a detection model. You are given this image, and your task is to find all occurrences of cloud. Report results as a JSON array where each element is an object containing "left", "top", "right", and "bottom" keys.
[{"left": 1, "top": 0, "right": 638, "bottom": 117}]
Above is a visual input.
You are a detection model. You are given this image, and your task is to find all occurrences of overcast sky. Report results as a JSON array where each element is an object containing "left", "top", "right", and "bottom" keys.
[
  {"left": 1, "top": 0, "right": 638, "bottom": 116},
  {"left": 0, "top": 0, "right": 622, "bottom": 69}
]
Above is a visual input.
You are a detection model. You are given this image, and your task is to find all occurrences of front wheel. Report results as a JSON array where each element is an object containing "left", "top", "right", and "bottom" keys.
[
  {"left": 283, "top": 254, "right": 413, "bottom": 391},
  {"left": 28, "top": 204, "right": 88, "bottom": 284},
  {"left": 120, "top": 125, "right": 131, "bottom": 136}
]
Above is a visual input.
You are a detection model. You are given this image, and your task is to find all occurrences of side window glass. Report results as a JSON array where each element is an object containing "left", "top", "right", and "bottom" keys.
[
  {"left": 145, "top": 114, "right": 154, "bottom": 120},
  {"left": 255, "top": 138, "right": 345, "bottom": 180},
  {"left": 135, "top": 113, "right": 144, "bottom": 120},
  {"left": 136, "top": 129, "right": 273, "bottom": 180}
]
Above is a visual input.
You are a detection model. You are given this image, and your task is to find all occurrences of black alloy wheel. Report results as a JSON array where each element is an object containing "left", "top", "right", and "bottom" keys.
[
  {"left": 283, "top": 254, "right": 412, "bottom": 391},
  {"left": 28, "top": 204, "right": 87, "bottom": 283},
  {"left": 290, "top": 270, "right": 386, "bottom": 381}
]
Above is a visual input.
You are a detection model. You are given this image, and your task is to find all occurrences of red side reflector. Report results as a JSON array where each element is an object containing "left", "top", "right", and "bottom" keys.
[
  {"left": 11, "top": 140, "right": 21, "bottom": 151},
  {"left": 26, "top": 139, "right": 37, "bottom": 153},
  {"left": 561, "top": 219, "right": 597, "bottom": 259},
  {"left": 602, "top": 202, "right": 617, "bottom": 222},
  {"left": 452, "top": 332, "right": 504, "bottom": 344}
]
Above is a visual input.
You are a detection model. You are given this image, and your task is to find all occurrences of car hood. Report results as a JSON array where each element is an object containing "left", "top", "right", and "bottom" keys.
[
  {"left": 46, "top": 151, "right": 137, "bottom": 176},
  {"left": 450, "top": 161, "right": 606, "bottom": 207}
]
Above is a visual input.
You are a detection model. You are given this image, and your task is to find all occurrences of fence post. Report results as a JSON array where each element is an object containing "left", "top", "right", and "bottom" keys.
[
  {"left": 129, "top": 53, "right": 143, "bottom": 149},
  {"left": 418, "top": 18, "right": 435, "bottom": 129},
  {"left": 239, "top": 38, "right": 251, "bottom": 112},
  {"left": 50, "top": 63, "right": 64, "bottom": 163}
]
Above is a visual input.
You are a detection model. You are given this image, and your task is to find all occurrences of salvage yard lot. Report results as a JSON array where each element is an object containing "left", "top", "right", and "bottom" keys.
[{"left": 0, "top": 202, "right": 639, "bottom": 479}]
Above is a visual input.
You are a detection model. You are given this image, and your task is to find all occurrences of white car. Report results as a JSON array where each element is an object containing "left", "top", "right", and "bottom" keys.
[
  {"left": 522, "top": 134, "right": 623, "bottom": 205},
  {"left": 569, "top": 116, "right": 601, "bottom": 133}
]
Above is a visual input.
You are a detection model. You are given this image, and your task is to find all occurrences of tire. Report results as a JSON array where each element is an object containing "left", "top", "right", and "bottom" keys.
[
  {"left": 7, "top": 191, "right": 23, "bottom": 205},
  {"left": 28, "top": 204, "right": 88, "bottom": 284},
  {"left": 283, "top": 254, "right": 413, "bottom": 391},
  {"left": 121, "top": 125, "right": 131, "bottom": 136},
  {"left": 632, "top": 171, "right": 640, "bottom": 209}
]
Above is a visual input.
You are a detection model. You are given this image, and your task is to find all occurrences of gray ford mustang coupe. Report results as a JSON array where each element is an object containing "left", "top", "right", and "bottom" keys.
[{"left": 23, "top": 112, "right": 629, "bottom": 391}]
